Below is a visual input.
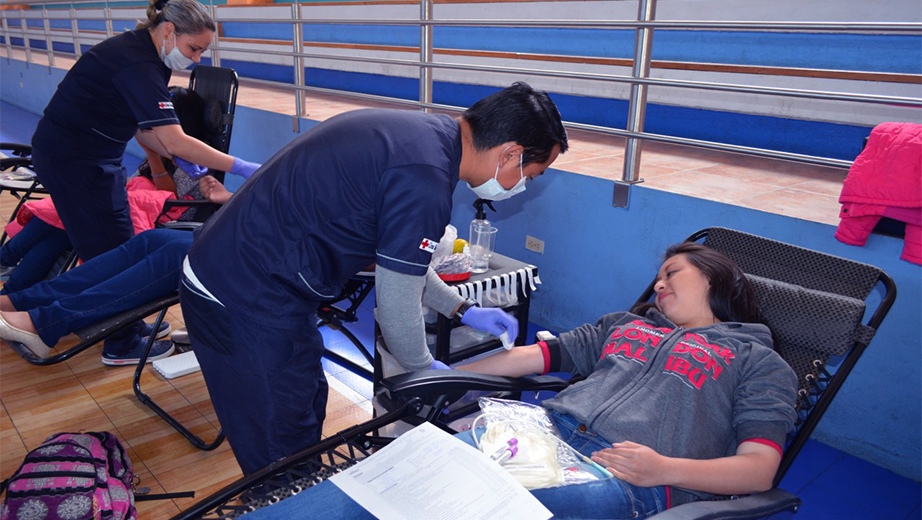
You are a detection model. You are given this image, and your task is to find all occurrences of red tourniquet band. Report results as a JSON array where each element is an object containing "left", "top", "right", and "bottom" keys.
[
  {"left": 537, "top": 341, "right": 550, "bottom": 375},
  {"left": 742, "top": 438, "right": 784, "bottom": 456}
]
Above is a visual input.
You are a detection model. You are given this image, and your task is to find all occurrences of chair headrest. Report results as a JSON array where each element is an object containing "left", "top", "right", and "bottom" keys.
[
  {"left": 747, "top": 274, "right": 869, "bottom": 403},
  {"left": 747, "top": 274, "right": 866, "bottom": 359}
]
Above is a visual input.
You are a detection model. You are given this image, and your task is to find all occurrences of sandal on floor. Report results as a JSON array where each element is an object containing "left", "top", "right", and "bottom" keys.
[{"left": 0, "top": 314, "right": 52, "bottom": 358}]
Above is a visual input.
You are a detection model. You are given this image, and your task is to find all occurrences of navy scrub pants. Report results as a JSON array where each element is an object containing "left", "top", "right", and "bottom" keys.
[
  {"left": 32, "top": 149, "right": 135, "bottom": 261},
  {"left": 179, "top": 278, "right": 330, "bottom": 475},
  {"left": 32, "top": 148, "right": 145, "bottom": 354}
]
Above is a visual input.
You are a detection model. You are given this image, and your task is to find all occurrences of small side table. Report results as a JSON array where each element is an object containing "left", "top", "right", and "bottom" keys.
[{"left": 433, "top": 253, "right": 540, "bottom": 364}]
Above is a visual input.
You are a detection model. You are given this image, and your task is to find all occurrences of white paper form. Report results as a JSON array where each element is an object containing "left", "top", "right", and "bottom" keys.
[{"left": 330, "top": 422, "right": 552, "bottom": 520}]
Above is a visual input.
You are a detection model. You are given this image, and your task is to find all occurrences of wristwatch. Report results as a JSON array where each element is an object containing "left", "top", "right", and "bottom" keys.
[{"left": 454, "top": 298, "right": 479, "bottom": 323}]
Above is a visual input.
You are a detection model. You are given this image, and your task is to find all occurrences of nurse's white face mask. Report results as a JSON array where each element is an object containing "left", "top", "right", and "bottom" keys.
[
  {"left": 161, "top": 31, "right": 194, "bottom": 71},
  {"left": 468, "top": 145, "right": 527, "bottom": 202}
]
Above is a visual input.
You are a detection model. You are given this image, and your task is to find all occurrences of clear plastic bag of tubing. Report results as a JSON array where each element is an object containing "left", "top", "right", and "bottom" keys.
[{"left": 470, "top": 398, "right": 600, "bottom": 489}]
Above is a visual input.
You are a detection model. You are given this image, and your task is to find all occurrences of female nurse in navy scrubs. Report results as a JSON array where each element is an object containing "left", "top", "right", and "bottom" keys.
[{"left": 29, "top": 0, "right": 259, "bottom": 364}]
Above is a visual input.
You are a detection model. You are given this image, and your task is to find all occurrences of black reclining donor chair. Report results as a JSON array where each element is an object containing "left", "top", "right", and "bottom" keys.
[
  {"left": 168, "top": 227, "right": 895, "bottom": 520},
  {"left": 1, "top": 143, "right": 45, "bottom": 247}
]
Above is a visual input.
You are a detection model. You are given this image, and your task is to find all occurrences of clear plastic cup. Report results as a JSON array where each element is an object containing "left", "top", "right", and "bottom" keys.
[{"left": 470, "top": 226, "right": 497, "bottom": 273}]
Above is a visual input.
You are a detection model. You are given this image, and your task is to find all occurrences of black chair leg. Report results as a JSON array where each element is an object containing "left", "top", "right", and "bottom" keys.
[{"left": 132, "top": 308, "right": 225, "bottom": 451}]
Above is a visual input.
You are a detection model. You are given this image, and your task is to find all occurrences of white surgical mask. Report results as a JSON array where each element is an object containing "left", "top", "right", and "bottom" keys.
[
  {"left": 468, "top": 147, "right": 527, "bottom": 201},
  {"left": 161, "top": 32, "right": 194, "bottom": 71}
]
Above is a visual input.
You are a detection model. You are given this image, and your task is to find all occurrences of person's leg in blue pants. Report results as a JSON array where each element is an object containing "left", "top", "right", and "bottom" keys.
[
  {"left": 6, "top": 228, "right": 192, "bottom": 347},
  {"left": 0, "top": 218, "right": 72, "bottom": 294},
  {"left": 179, "top": 280, "right": 329, "bottom": 475},
  {"left": 32, "top": 149, "right": 144, "bottom": 355},
  {"left": 31, "top": 151, "right": 134, "bottom": 261}
]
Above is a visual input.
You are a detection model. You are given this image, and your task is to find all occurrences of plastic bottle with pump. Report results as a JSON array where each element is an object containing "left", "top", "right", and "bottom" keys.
[{"left": 470, "top": 198, "right": 496, "bottom": 274}]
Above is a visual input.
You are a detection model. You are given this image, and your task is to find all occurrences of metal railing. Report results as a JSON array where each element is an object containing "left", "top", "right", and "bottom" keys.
[{"left": 1, "top": 0, "right": 920, "bottom": 206}]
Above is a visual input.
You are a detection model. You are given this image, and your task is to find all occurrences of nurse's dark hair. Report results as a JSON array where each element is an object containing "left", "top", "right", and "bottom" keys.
[
  {"left": 137, "top": 0, "right": 215, "bottom": 34},
  {"left": 462, "top": 82, "right": 569, "bottom": 166},
  {"left": 631, "top": 242, "right": 766, "bottom": 325}
]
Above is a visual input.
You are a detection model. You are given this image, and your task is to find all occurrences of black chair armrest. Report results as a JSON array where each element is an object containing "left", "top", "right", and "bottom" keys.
[
  {"left": 155, "top": 199, "right": 222, "bottom": 226},
  {"left": 0, "top": 142, "right": 32, "bottom": 157},
  {"left": 649, "top": 488, "right": 802, "bottom": 520},
  {"left": 159, "top": 199, "right": 221, "bottom": 215},
  {"left": 380, "top": 370, "right": 569, "bottom": 403},
  {"left": 157, "top": 221, "right": 202, "bottom": 232},
  {"left": 162, "top": 199, "right": 222, "bottom": 209},
  {"left": 0, "top": 157, "right": 33, "bottom": 170}
]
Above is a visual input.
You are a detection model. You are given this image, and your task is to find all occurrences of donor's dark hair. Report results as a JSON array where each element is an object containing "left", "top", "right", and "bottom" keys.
[
  {"left": 462, "top": 82, "right": 569, "bottom": 166},
  {"left": 632, "top": 242, "right": 765, "bottom": 325},
  {"left": 169, "top": 86, "right": 207, "bottom": 141}
]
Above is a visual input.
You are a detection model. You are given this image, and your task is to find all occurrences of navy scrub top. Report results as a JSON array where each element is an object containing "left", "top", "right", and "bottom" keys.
[
  {"left": 188, "top": 108, "right": 462, "bottom": 326},
  {"left": 32, "top": 29, "right": 179, "bottom": 161}
]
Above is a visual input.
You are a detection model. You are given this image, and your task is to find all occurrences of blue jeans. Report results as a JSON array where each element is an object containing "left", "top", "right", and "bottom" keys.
[
  {"left": 7, "top": 228, "right": 192, "bottom": 348},
  {"left": 0, "top": 218, "right": 72, "bottom": 295},
  {"left": 240, "top": 411, "right": 667, "bottom": 520}
]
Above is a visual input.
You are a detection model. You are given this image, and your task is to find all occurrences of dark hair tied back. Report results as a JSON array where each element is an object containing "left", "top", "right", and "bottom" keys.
[{"left": 137, "top": 0, "right": 214, "bottom": 33}]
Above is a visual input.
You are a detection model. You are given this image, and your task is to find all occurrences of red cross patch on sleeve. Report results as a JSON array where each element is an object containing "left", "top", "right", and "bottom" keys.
[
  {"left": 419, "top": 238, "right": 438, "bottom": 253},
  {"left": 158, "top": 101, "right": 174, "bottom": 110}
]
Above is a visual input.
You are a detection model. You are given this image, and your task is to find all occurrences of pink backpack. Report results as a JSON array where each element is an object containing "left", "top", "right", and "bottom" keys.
[{"left": 1, "top": 432, "right": 137, "bottom": 520}]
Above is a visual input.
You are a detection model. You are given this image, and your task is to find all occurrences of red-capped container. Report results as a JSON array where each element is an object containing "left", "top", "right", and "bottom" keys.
[{"left": 437, "top": 271, "right": 471, "bottom": 282}]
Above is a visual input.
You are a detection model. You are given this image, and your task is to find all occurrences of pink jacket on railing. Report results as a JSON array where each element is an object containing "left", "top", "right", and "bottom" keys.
[
  {"left": 6, "top": 176, "right": 184, "bottom": 241},
  {"left": 836, "top": 122, "right": 922, "bottom": 265}
]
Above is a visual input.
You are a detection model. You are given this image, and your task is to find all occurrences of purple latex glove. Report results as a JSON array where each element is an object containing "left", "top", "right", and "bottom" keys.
[
  {"left": 230, "top": 156, "right": 261, "bottom": 179},
  {"left": 461, "top": 307, "right": 519, "bottom": 343},
  {"left": 174, "top": 156, "right": 209, "bottom": 179},
  {"left": 430, "top": 359, "right": 453, "bottom": 370}
]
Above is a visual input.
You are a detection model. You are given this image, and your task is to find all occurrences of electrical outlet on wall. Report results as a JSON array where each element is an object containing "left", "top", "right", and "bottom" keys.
[{"left": 525, "top": 235, "right": 545, "bottom": 254}]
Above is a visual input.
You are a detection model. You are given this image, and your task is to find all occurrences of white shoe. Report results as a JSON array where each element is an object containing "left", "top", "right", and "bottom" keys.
[
  {"left": 0, "top": 314, "right": 52, "bottom": 358},
  {"left": 171, "top": 327, "right": 190, "bottom": 345}
]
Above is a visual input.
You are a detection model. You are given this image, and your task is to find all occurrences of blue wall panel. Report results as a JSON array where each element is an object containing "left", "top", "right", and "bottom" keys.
[
  {"left": 219, "top": 23, "right": 922, "bottom": 73},
  {"left": 304, "top": 66, "right": 418, "bottom": 101},
  {"left": 219, "top": 58, "right": 292, "bottom": 85}
]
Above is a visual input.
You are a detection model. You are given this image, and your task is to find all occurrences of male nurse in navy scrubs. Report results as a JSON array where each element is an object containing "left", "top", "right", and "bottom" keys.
[{"left": 180, "top": 82, "right": 569, "bottom": 474}]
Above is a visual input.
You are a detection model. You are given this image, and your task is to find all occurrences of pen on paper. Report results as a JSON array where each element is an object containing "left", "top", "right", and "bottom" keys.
[
  {"left": 574, "top": 450, "right": 613, "bottom": 479},
  {"left": 557, "top": 440, "right": 614, "bottom": 479}
]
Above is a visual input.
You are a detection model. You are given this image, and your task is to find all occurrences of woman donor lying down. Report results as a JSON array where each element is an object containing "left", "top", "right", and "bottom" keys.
[{"left": 236, "top": 241, "right": 798, "bottom": 520}]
